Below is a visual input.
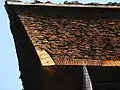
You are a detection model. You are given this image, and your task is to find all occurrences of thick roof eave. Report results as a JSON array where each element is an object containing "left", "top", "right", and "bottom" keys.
[{"left": 5, "top": 1, "right": 120, "bottom": 9}]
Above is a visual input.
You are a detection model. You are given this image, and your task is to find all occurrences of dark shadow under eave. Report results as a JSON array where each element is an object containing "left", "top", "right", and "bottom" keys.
[{"left": 5, "top": 4, "right": 45, "bottom": 90}]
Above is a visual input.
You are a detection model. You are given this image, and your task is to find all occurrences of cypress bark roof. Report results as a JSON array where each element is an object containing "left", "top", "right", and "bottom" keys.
[{"left": 5, "top": 1, "right": 120, "bottom": 66}]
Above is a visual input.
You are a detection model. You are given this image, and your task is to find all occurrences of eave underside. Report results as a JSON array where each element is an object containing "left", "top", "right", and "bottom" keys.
[{"left": 5, "top": 4, "right": 120, "bottom": 90}]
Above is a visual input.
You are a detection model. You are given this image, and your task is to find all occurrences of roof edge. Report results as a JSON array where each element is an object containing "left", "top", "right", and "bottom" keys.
[{"left": 5, "top": 1, "right": 120, "bottom": 9}]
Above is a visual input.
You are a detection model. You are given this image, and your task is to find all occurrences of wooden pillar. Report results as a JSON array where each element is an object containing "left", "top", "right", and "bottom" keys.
[{"left": 83, "top": 66, "right": 93, "bottom": 90}]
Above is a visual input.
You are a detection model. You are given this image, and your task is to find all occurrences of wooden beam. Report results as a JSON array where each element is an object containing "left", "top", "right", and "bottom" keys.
[
  {"left": 37, "top": 50, "right": 55, "bottom": 66},
  {"left": 54, "top": 59, "right": 120, "bottom": 67},
  {"left": 36, "top": 50, "right": 120, "bottom": 66},
  {"left": 83, "top": 66, "right": 93, "bottom": 90}
]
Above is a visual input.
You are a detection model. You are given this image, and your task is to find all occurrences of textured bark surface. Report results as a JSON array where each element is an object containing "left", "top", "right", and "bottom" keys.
[
  {"left": 19, "top": 15, "right": 120, "bottom": 61},
  {"left": 6, "top": 5, "right": 120, "bottom": 62}
]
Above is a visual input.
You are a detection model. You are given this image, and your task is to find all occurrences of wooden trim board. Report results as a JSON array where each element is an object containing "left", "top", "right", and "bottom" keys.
[
  {"left": 54, "top": 59, "right": 120, "bottom": 66},
  {"left": 37, "top": 50, "right": 55, "bottom": 66},
  {"left": 37, "top": 49, "right": 120, "bottom": 67}
]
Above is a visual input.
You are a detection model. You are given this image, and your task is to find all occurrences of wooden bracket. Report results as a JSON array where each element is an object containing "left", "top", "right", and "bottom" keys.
[{"left": 37, "top": 50, "right": 55, "bottom": 66}]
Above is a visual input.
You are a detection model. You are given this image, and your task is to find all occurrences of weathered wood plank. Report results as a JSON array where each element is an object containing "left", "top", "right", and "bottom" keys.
[
  {"left": 36, "top": 50, "right": 120, "bottom": 66},
  {"left": 54, "top": 60, "right": 120, "bottom": 66},
  {"left": 37, "top": 50, "right": 55, "bottom": 66}
]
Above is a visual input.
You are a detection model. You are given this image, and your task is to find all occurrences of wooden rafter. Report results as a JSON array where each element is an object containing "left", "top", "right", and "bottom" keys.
[
  {"left": 37, "top": 49, "right": 120, "bottom": 67},
  {"left": 37, "top": 50, "right": 55, "bottom": 66}
]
